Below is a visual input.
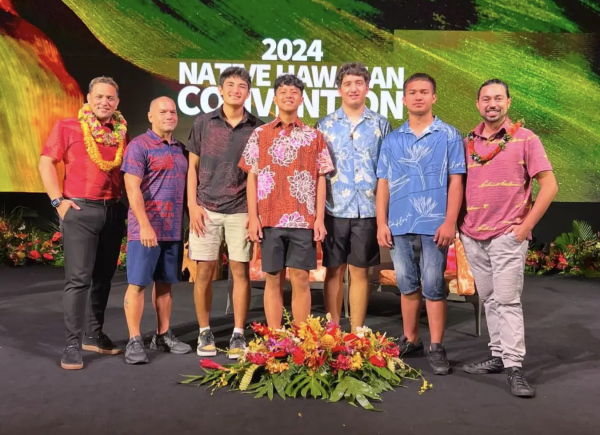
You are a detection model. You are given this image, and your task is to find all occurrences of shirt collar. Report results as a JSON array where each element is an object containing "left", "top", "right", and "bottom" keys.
[
  {"left": 274, "top": 117, "right": 303, "bottom": 128},
  {"left": 332, "top": 106, "right": 374, "bottom": 123},
  {"left": 398, "top": 116, "right": 442, "bottom": 134},
  {"left": 472, "top": 118, "right": 512, "bottom": 139},
  {"left": 147, "top": 129, "right": 179, "bottom": 146},
  {"left": 210, "top": 107, "right": 251, "bottom": 124}
]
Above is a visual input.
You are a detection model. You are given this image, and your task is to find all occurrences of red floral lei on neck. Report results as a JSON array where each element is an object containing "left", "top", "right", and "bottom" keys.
[{"left": 467, "top": 120, "right": 523, "bottom": 164}]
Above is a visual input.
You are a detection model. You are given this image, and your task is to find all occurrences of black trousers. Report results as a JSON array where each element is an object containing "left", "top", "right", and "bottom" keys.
[{"left": 61, "top": 200, "right": 126, "bottom": 344}]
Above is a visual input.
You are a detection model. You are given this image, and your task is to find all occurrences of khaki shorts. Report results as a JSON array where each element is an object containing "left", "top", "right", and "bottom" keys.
[{"left": 188, "top": 210, "right": 252, "bottom": 262}]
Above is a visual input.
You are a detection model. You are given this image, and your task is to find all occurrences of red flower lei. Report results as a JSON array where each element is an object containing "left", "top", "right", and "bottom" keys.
[{"left": 467, "top": 120, "right": 523, "bottom": 164}]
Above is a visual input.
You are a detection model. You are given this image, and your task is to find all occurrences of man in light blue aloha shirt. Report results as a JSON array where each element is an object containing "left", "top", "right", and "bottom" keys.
[
  {"left": 315, "top": 62, "right": 391, "bottom": 332},
  {"left": 376, "top": 73, "right": 465, "bottom": 376}
]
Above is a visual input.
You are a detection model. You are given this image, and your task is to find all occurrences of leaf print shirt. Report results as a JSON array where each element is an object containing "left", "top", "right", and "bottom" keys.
[
  {"left": 238, "top": 117, "right": 334, "bottom": 229},
  {"left": 376, "top": 117, "right": 466, "bottom": 236},
  {"left": 315, "top": 107, "right": 391, "bottom": 218}
]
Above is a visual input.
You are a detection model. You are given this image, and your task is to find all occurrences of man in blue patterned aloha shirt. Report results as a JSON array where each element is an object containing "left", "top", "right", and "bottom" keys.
[
  {"left": 376, "top": 73, "right": 465, "bottom": 376},
  {"left": 315, "top": 62, "right": 391, "bottom": 332}
]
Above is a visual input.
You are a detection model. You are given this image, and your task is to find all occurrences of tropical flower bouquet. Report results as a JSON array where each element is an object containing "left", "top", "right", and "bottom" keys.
[{"left": 179, "top": 313, "right": 430, "bottom": 411}]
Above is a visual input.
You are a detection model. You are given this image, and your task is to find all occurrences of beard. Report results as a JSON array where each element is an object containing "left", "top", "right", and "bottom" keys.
[{"left": 482, "top": 107, "right": 505, "bottom": 123}]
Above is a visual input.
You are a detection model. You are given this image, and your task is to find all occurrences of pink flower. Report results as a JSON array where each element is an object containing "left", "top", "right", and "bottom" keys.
[
  {"left": 257, "top": 166, "right": 276, "bottom": 200},
  {"left": 276, "top": 212, "right": 309, "bottom": 229},
  {"left": 28, "top": 250, "right": 41, "bottom": 260},
  {"left": 200, "top": 359, "right": 228, "bottom": 371}
]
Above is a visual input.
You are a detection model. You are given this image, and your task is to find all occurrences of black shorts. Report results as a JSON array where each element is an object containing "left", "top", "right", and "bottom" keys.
[
  {"left": 260, "top": 228, "right": 317, "bottom": 273},
  {"left": 322, "top": 215, "right": 380, "bottom": 268}
]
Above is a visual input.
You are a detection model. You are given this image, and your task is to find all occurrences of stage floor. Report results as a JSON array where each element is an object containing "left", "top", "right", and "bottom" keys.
[{"left": 0, "top": 267, "right": 599, "bottom": 435}]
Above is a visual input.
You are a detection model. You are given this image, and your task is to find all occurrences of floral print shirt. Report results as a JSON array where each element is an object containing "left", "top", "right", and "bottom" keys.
[
  {"left": 376, "top": 117, "right": 466, "bottom": 236},
  {"left": 315, "top": 107, "right": 391, "bottom": 218},
  {"left": 238, "top": 117, "right": 334, "bottom": 229}
]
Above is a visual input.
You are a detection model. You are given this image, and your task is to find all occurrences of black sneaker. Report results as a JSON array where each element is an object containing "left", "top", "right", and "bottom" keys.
[
  {"left": 197, "top": 329, "right": 217, "bottom": 356},
  {"left": 150, "top": 329, "right": 192, "bottom": 355},
  {"left": 61, "top": 342, "right": 83, "bottom": 370},
  {"left": 82, "top": 332, "right": 122, "bottom": 355},
  {"left": 507, "top": 367, "right": 535, "bottom": 398},
  {"left": 228, "top": 333, "right": 247, "bottom": 360},
  {"left": 427, "top": 343, "right": 451, "bottom": 375},
  {"left": 125, "top": 336, "right": 148, "bottom": 365},
  {"left": 399, "top": 335, "right": 424, "bottom": 357},
  {"left": 463, "top": 355, "right": 505, "bottom": 375}
]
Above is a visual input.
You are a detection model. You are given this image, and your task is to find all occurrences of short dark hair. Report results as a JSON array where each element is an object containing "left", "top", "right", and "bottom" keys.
[
  {"left": 335, "top": 62, "right": 370, "bottom": 87},
  {"left": 219, "top": 66, "right": 251, "bottom": 88},
  {"left": 274, "top": 74, "right": 304, "bottom": 93},
  {"left": 403, "top": 73, "right": 436, "bottom": 93},
  {"left": 478, "top": 79, "right": 510, "bottom": 99}
]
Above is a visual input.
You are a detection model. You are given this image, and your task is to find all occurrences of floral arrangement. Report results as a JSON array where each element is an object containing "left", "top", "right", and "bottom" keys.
[
  {"left": 526, "top": 220, "right": 600, "bottom": 277},
  {"left": 78, "top": 103, "right": 127, "bottom": 172},
  {"left": 0, "top": 211, "right": 63, "bottom": 267},
  {"left": 179, "top": 314, "right": 429, "bottom": 411}
]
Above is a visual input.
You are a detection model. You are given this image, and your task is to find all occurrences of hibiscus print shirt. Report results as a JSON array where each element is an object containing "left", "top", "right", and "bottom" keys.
[
  {"left": 238, "top": 118, "right": 334, "bottom": 229},
  {"left": 315, "top": 107, "right": 391, "bottom": 218}
]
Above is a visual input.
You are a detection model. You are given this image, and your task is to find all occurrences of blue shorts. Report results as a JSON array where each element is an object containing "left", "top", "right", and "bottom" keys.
[
  {"left": 126, "top": 241, "right": 183, "bottom": 287},
  {"left": 389, "top": 234, "right": 448, "bottom": 301}
]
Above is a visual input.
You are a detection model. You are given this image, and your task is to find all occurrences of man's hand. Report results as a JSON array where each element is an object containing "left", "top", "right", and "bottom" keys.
[
  {"left": 434, "top": 221, "right": 455, "bottom": 248},
  {"left": 313, "top": 219, "right": 327, "bottom": 242},
  {"left": 189, "top": 205, "right": 209, "bottom": 236},
  {"left": 248, "top": 217, "right": 263, "bottom": 243},
  {"left": 505, "top": 223, "right": 531, "bottom": 243},
  {"left": 377, "top": 224, "right": 393, "bottom": 248},
  {"left": 57, "top": 200, "right": 81, "bottom": 220},
  {"left": 140, "top": 225, "right": 158, "bottom": 248}
]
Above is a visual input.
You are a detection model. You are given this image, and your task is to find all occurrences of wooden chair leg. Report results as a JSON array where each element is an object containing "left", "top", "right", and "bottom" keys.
[{"left": 466, "top": 294, "right": 482, "bottom": 337}]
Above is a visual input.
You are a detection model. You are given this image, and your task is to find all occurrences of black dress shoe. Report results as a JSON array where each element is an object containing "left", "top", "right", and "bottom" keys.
[
  {"left": 507, "top": 367, "right": 535, "bottom": 398},
  {"left": 82, "top": 332, "right": 122, "bottom": 355},
  {"left": 463, "top": 355, "right": 504, "bottom": 374},
  {"left": 399, "top": 335, "right": 424, "bottom": 357}
]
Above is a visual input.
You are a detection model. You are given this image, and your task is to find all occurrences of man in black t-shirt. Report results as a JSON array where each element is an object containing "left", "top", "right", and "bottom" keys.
[{"left": 186, "top": 67, "right": 264, "bottom": 360}]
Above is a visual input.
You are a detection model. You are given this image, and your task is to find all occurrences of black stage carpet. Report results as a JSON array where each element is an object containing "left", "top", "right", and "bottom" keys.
[{"left": 0, "top": 267, "right": 599, "bottom": 435}]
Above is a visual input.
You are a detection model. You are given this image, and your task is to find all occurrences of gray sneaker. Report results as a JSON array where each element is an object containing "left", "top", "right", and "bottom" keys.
[
  {"left": 197, "top": 329, "right": 217, "bottom": 356},
  {"left": 150, "top": 329, "right": 191, "bottom": 355},
  {"left": 228, "top": 333, "right": 246, "bottom": 360},
  {"left": 125, "top": 336, "right": 148, "bottom": 365}
]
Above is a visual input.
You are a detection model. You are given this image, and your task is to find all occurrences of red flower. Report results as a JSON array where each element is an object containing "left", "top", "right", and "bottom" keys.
[
  {"left": 251, "top": 322, "right": 270, "bottom": 336},
  {"left": 292, "top": 348, "right": 305, "bottom": 365},
  {"left": 16, "top": 233, "right": 27, "bottom": 239},
  {"left": 330, "top": 354, "right": 351, "bottom": 373},
  {"left": 317, "top": 352, "right": 328, "bottom": 368},
  {"left": 247, "top": 352, "right": 268, "bottom": 365},
  {"left": 43, "top": 253, "right": 54, "bottom": 261},
  {"left": 384, "top": 343, "right": 400, "bottom": 358},
  {"left": 28, "top": 250, "right": 41, "bottom": 260},
  {"left": 369, "top": 354, "right": 386, "bottom": 367},
  {"left": 117, "top": 259, "right": 122, "bottom": 266},
  {"left": 200, "top": 359, "right": 228, "bottom": 371},
  {"left": 331, "top": 345, "right": 347, "bottom": 353},
  {"left": 269, "top": 350, "right": 287, "bottom": 358},
  {"left": 52, "top": 232, "right": 62, "bottom": 242}
]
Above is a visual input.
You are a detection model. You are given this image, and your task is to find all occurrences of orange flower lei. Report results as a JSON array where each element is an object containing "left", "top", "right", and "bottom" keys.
[
  {"left": 467, "top": 120, "right": 523, "bottom": 164},
  {"left": 78, "top": 103, "right": 127, "bottom": 172}
]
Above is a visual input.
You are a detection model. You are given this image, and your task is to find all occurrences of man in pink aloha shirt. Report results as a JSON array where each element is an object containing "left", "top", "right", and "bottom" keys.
[{"left": 460, "top": 79, "right": 558, "bottom": 398}]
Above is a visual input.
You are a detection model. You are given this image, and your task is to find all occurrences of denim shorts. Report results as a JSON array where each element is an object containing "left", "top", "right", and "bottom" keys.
[
  {"left": 389, "top": 234, "right": 448, "bottom": 301},
  {"left": 127, "top": 240, "right": 183, "bottom": 287}
]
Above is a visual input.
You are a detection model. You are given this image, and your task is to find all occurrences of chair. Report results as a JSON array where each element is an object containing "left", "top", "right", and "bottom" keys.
[{"left": 374, "top": 238, "right": 482, "bottom": 337}]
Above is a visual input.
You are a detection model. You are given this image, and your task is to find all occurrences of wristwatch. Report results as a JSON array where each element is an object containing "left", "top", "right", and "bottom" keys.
[{"left": 51, "top": 197, "right": 64, "bottom": 208}]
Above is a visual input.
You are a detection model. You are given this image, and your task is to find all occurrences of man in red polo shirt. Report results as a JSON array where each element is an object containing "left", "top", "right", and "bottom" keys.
[
  {"left": 460, "top": 79, "right": 558, "bottom": 397},
  {"left": 39, "top": 76, "right": 128, "bottom": 370}
]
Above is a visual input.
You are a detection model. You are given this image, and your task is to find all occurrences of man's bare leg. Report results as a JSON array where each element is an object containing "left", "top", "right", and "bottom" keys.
[
  {"left": 229, "top": 260, "right": 251, "bottom": 329},
  {"left": 193, "top": 261, "right": 217, "bottom": 327},
  {"left": 348, "top": 265, "right": 370, "bottom": 332},
  {"left": 264, "top": 271, "right": 285, "bottom": 328},
  {"left": 124, "top": 284, "right": 146, "bottom": 338},
  {"left": 152, "top": 283, "right": 172, "bottom": 335},
  {"left": 289, "top": 268, "right": 311, "bottom": 325},
  {"left": 323, "top": 264, "right": 346, "bottom": 323}
]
